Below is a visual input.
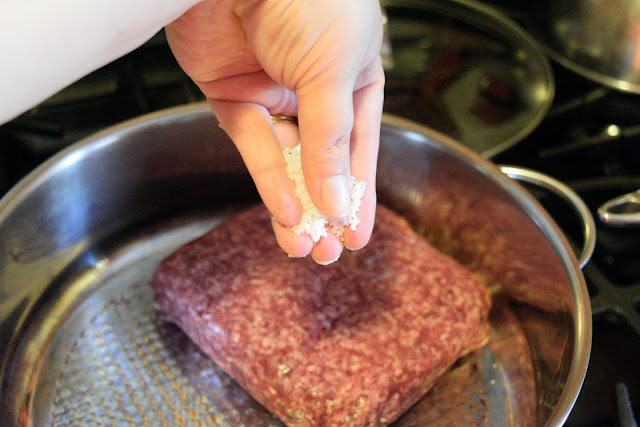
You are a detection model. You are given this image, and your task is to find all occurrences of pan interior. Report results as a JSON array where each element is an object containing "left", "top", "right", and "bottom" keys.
[{"left": 13, "top": 205, "right": 526, "bottom": 426}]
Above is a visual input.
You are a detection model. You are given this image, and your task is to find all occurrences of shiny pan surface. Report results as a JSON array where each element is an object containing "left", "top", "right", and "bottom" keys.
[
  {"left": 382, "top": 0, "right": 555, "bottom": 157},
  {"left": 0, "top": 105, "right": 590, "bottom": 426},
  {"left": 527, "top": 0, "right": 640, "bottom": 94}
]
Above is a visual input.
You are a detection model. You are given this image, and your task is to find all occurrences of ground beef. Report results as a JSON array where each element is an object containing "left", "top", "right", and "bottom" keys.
[
  {"left": 377, "top": 160, "right": 572, "bottom": 313},
  {"left": 151, "top": 203, "right": 491, "bottom": 426}
]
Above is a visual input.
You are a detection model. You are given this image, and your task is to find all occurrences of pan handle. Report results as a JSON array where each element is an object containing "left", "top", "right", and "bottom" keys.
[
  {"left": 597, "top": 189, "right": 640, "bottom": 227},
  {"left": 500, "top": 165, "right": 596, "bottom": 269}
]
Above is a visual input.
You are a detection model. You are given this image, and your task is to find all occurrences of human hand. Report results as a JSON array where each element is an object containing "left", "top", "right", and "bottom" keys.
[{"left": 166, "top": 0, "right": 384, "bottom": 264}]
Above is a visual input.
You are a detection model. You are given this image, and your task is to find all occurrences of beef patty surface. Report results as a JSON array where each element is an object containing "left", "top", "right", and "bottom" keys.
[{"left": 151, "top": 204, "right": 491, "bottom": 426}]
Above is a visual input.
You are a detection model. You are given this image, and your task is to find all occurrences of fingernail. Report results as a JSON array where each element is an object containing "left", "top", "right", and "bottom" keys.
[
  {"left": 271, "top": 215, "right": 284, "bottom": 227},
  {"left": 313, "top": 253, "right": 341, "bottom": 265},
  {"left": 321, "top": 175, "right": 351, "bottom": 218}
]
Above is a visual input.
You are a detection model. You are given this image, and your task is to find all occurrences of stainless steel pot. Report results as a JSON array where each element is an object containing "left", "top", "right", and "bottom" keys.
[
  {"left": 382, "top": 0, "right": 555, "bottom": 157},
  {"left": 0, "top": 105, "right": 590, "bottom": 426},
  {"left": 528, "top": 0, "right": 640, "bottom": 94}
]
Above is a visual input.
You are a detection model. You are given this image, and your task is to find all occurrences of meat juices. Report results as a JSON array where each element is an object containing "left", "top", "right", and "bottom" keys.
[{"left": 151, "top": 204, "right": 491, "bottom": 426}]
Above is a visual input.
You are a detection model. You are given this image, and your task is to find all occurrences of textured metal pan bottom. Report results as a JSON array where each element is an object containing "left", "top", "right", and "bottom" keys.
[{"left": 7, "top": 206, "right": 533, "bottom": 426}]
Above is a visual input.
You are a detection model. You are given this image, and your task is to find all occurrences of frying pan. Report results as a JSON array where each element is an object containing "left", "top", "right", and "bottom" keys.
[{"left": 0, "top": 105, "right": 590, "bottom": 425}]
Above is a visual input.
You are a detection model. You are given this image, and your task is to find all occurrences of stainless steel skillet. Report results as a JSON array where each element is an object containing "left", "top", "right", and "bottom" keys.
[{"left": 0, "top": 105, "right": 590, "bottom": 426}]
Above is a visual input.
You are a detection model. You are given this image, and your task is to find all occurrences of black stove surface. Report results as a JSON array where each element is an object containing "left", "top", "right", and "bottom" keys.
[{"left": 1, "top": 14, "right": 639, "bottom": 426}]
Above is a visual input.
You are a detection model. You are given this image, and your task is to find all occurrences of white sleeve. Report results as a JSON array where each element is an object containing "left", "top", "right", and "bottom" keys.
[{"left": 0, "top": 0, "right": 203, "bottom": 125}]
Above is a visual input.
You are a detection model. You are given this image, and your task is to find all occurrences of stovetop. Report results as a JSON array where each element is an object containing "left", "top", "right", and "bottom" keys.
[
  {"left": 486, "top": 3, "right": 640, "bottom": 425},
  {"left": 1, "top": 6, "right": 639, "bottom": 425},
  {"left": 492, "top": 66, "right": 640, "bottom": 427}
]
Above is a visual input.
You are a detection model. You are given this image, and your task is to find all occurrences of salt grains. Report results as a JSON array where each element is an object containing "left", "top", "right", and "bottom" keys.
[{"left": 282, "top": 144, "right": 366, "bottom": 242}]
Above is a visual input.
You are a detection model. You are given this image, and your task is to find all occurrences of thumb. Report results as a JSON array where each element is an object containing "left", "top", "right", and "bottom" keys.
[{"left": 296, "top": 84, "right": 354, "bottom": 219}]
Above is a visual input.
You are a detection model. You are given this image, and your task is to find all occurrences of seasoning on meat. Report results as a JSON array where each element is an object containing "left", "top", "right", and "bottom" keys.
[
  {"left": 283, "top": 143, "right": 366, "bottom": 242},
  {"left": 151, "top": 203, "right": 491, "bottom": 426}
]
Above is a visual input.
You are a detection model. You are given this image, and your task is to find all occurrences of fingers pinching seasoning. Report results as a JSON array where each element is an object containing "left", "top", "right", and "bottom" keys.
[{"left": 167, "top": 0, "right": 384, "bottom": 263}]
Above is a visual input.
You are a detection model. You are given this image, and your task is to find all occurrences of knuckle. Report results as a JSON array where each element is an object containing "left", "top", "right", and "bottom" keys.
[{"left": 305, "top": 140, "right": 350, "bottom": 174}]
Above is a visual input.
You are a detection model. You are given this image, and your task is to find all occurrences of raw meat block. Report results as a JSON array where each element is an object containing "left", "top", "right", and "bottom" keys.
[{"left": 151, "top": 204, "right": 491, "bottom": 426}]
